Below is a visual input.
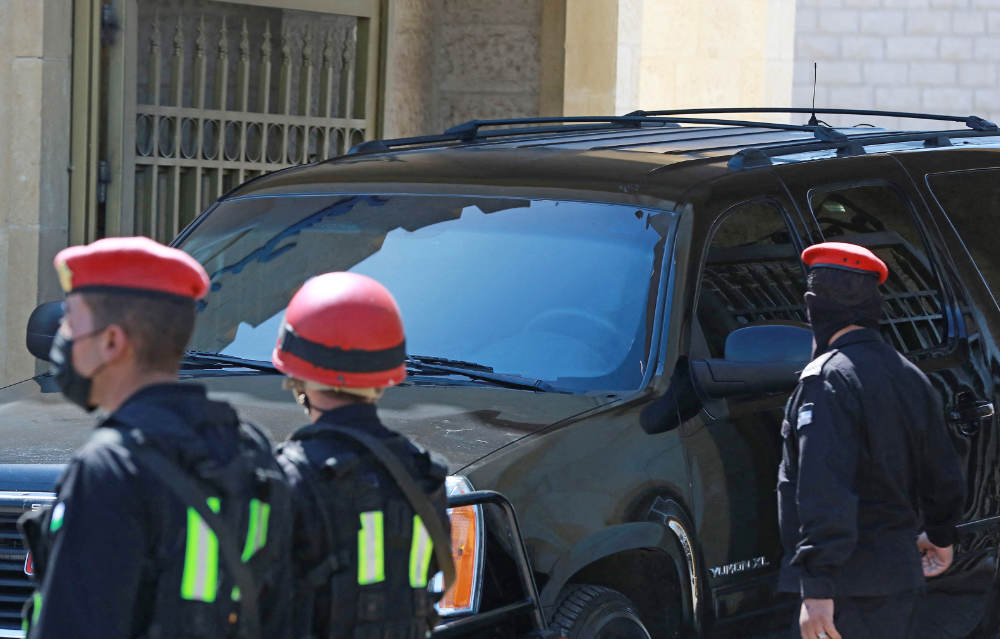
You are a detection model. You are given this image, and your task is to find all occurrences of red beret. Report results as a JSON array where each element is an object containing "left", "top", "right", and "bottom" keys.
[
  {"left": 801, "top": 242, "right": 888, "bottom": 285},
  {"left": 54, "top": 237, "right": 209, "bottom": 300}
]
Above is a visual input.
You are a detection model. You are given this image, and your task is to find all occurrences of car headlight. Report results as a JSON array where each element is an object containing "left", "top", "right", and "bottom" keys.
[{"left": 434, "top": 474, "right": 484, "bottom": 616}]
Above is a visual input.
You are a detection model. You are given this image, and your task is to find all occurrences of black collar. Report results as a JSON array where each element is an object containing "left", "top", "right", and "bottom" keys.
[
  {"left": 292, "top": 402, "right": 393, "bottom": 441},
  {"left": 108, "top": 382, "right": 207, "bottom": 424},
  {"left": 830, "top": 327, "right": 883, "bottom": 349},
  {"left": 318, "top": 402, "right": 388, "bottom": 431},
  {"left": 101, "top": 382, "right": 237, "bottom": 464}
]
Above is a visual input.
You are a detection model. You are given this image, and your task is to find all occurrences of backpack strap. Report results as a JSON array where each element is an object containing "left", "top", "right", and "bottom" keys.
[
  {"left": 278, "top": 441, "right": 357, "bottom": 639},
  {"left": 99, "top": 427, "right": 262, "bottom": 639},
  {"left": 306, "top": 426, "right": 456, "bottom": 591}
]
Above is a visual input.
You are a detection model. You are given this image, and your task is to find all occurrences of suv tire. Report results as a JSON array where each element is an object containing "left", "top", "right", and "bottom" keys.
[{"left": 551, "top": 584, "right": 653, "bottom": 639}]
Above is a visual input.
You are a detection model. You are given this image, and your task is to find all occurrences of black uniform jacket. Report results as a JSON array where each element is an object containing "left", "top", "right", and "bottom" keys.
[
  {"left": 777, "top": 329, "right": 965, "bottom": 599},
  {"left": 277, "top": 402, "right": 449, "bottom": 638},
  {"left": 24, "top": 383, "right": 292, "bottom": 639}
]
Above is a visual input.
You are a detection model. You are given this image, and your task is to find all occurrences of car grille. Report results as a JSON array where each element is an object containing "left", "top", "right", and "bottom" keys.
[
  {"left": 0, "top": 509, "right": 30, "bottom": 627},
  {"left": 0, "top": 497, "right": 53, "bottom": 631}
]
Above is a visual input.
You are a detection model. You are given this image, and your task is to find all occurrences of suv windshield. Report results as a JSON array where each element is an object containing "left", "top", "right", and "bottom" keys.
[{"left": 178, "top": 194, "right": 673, "bottom": 391}]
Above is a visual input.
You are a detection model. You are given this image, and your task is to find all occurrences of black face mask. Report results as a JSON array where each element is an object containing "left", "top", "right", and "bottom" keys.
[
  {"left": 804, "top": 289, "right": 882, "bottom": 356},
  {"left": 49, "top": 328, "right": 106, "bottom": 413}
]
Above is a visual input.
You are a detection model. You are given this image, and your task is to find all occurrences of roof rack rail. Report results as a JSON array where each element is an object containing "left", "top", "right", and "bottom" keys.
[
  {"left": 347, "top": 117, "right": 673, "bottom": 155},
  {"left": 346, "top": 115, "right": 852, "bottom": 156},
  {"left": 626, "top": 107, "right": 999, "bottom": 132},
  {"left": 725, "top": 127, "right": 1000, "bottom": 171}
]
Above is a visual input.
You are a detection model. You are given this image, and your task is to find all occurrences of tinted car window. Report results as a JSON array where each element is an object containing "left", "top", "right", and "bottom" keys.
[
  {"left": 927, "top": 168, "right": 1000, "bottom": 309},
  {"left": 809, "top": 184, "right": 946, "bottom": 353},
  {"left": 698, "top": 200, "right": 806, "bottom": 358},
  {"left": 179, "top": 195, "right": 674, "bottom": 391}
]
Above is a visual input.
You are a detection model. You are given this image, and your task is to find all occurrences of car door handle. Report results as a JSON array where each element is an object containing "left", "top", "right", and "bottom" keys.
[{"left": 949, "top": 400, "right": 994, "bottom": 436}]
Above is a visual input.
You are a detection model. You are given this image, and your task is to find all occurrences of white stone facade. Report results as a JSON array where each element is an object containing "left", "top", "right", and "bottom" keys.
[
  {"left": 793, "top": 0, "right": 1000, "bottom": 129},
  {"left": 9, "top": 0, "right": 1000, "bottom": 386},
  {"left": 0, "top": 0, "right": 71, "bottom": 387}
]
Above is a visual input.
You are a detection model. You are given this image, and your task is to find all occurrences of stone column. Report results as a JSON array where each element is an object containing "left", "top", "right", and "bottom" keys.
[
  {"left": 381, "top": 0, "right": 545, "bottom": 137},
  {"left": 636, "top": 0, "right": 796, "bottom": 117},
  {"left": 562, "top": 1, "right": 620, "bottom": 115},
  {"left": 547, "top": 0, "right": 797, "bottom": 118},
  {"left": 0, "top": 0, "right": 72, "bottom": 386},
  {"left": 381, "top": 0, "right": 438, "bottom": 139}
]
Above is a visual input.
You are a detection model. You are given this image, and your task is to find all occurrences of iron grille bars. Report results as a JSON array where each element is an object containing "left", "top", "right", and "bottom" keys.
[{"left": 132, "top": 3, "right": 376, "bottom": 242}]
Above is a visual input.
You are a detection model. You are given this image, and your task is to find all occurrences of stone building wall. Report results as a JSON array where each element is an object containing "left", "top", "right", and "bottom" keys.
[
  {"left": 382, "top": 0, "right": 543, "bottom": 138},
  {"left": 432, "top": 0, "right": 542, "bottom": 132},
  {"left": 381, "top": 0, "right": 797, "bottom": 133},
  {"left": 0, "top": 0, "right": 72, "bottom": 387},
  {"left": 793, "top": 0, "right": 1000, "bottom": 129},
  {"left": 0, "top": 0, "right": 804, "bottom": 387},
  {"left": 630, "top": 0, "right": 797, "bottom": 117}
]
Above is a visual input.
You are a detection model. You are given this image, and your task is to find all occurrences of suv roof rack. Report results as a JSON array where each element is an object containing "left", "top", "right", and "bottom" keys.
[
  {"left": 348, "top": 118, "right": 674, "bottom": 155},
  {"left": 626, "top": 107, "right": 999, "bottom": 132},
  {"left": 343, "top": 108, "right": 1000, "bottom": 166},
  {"left": 725, "top": 127, "right": 1000, "bottom": 171},
  {"left": 346, "top": 114, "right": 857, "bottom": 156}
]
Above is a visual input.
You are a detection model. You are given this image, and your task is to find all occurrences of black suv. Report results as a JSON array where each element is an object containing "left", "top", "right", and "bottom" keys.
[{"left": 3, "top": 108, "right": 1000, "bottom": 639}]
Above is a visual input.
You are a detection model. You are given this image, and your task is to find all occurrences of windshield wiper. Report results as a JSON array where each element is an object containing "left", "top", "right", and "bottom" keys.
[
  {"left": 182, "top": 351, "right": 557, "bottom": 390},
  {"left": 407, "top": 355, "right": 494, "bottom": 371},
  {"left": 183, "top": 351, "right": 279, "bottom": 373},
  {"left": 405, "top": 355, "right": 559, "bottom": 392}
]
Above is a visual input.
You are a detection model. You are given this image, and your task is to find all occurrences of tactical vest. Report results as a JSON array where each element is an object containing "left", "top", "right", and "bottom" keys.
[
  {"left": 278, "top": 424, "right": 449, "bottom": 639},
  {"left": 21, "top": 400, "right": 292, "bottom": 639}
]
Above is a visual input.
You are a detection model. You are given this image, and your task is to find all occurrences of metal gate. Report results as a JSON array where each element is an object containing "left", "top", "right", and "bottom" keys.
[{"left": 71, "top": 0, "right": 381, "bottom": 244}]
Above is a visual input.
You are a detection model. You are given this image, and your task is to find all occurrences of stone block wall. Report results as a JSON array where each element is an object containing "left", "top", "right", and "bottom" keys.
[
  {"left": 632, "top": 0, "right": 798, "bottom": 117},
  {"left": 556, "top": 0, "right": 797, "bottom": 120},
  {"left": 382, "top": 0, "right": 543, "bottom": 138},
  {"left": 433, "top": 0, "right": 542, "bottom": 132},
  {"left": 794, "top": 0, "right": 1000, "bottom": 129},
  {"left": 0, "top": 0, "right": 72, "bottom": 387}
]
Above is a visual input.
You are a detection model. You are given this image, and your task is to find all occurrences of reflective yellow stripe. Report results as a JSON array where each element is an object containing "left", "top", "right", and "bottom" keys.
[
  {"left": 408, "top": 515, "right": 434, "bottom": 588},
  {"left": 357, "top": 511, "right": 385, "bottom": 585},
  {"left": 181, "top": 497, "right": 220, "bottom": 602},
  {"left": 241, "top": 498, "right": 270, "bottom": 562},
  {"left": 31, "top": 592, "right": 41, "bottom": 625}
]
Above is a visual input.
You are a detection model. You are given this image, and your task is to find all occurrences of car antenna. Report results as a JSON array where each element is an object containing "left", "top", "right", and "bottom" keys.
[{"left": 807, "top": 62, "right": 819, "bottom": 126}]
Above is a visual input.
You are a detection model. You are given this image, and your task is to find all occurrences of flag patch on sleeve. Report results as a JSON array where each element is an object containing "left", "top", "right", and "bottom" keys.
[{"left": 797, "top": 403, "right": 814, "bottom": 429}]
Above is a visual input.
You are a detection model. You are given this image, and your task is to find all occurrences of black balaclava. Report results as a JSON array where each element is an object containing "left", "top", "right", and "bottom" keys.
[{"left": 804, "top": 267, "right": 883, "bottom": 356}]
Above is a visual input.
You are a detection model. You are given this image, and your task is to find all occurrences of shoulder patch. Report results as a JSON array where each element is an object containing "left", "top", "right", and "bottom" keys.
[
  {"left": 50, "top": 502, "right": 65, "bottom": 532},
  {"left": 799, "top": 350, "right": 836, "bottom": 380},
  {"left": 796, "top": 403, "right": 814, "bottom": 430}
]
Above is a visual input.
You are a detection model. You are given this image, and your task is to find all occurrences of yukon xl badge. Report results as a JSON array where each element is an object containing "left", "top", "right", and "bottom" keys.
[{"left": 709, "top": 555, "right": 769, "bottom": 578}]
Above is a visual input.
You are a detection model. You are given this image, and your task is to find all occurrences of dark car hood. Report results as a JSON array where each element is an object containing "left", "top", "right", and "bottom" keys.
[{"left": 0, "top": 373, "right": 606, "bottom": 474}]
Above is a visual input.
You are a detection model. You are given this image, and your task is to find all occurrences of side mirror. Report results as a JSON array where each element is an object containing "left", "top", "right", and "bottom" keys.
[
  {"left": 641, "top": 357, "right": 702, "bottom": 435},
  {"left": 691, "top": 324, "right": 812, "bottom": 399},
  {"left": 26, "top": 301, "right": 63, "bottom": 362}
]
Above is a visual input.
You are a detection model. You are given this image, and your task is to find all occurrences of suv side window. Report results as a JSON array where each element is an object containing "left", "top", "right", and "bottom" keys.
[
  {"left": 809, "top": 184, "right": 947, "bottom": 354},
  {"left": 697, "top": 200, "right": 807, "bottom": 358},
  {"left": 926, "top": 168, "right": 1000, "bottom": 309}
]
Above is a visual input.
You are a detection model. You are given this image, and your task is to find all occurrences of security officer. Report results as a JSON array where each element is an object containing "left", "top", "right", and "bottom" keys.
[
  {"left": 777, "top": 242, "right": 965, "bottom": 639},
  {"left": 19, "top": 237, "right": 292, "bottom": 639},
  {"left": 272, "top": 272, "right": 454, "bottom": 639}
]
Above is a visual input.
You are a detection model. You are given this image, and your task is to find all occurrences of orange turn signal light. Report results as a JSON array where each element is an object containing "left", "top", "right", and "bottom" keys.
[
  {"left": 435, "top": 475, "right": 484, "bottom": 616},
  {"left": 439, "top": 504, "right": 479, "bottom": 611}
]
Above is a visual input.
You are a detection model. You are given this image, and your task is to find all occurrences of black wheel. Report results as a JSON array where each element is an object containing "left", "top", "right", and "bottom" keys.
[{"left": 551, "top": 584, "right": 653, "bottom": 639}]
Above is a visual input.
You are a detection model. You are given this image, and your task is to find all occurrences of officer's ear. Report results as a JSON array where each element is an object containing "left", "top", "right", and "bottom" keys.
[{"left": 98, "top": 323, "right": 133, "bottom": 366}]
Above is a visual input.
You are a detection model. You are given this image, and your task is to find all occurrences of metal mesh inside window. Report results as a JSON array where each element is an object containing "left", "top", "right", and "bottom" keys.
[
  {"left": 698, "top": 202, "right": 807, "bottom": 358},
  {"left": 811, "top": 186, "right": 947, "bottom": 354}
]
